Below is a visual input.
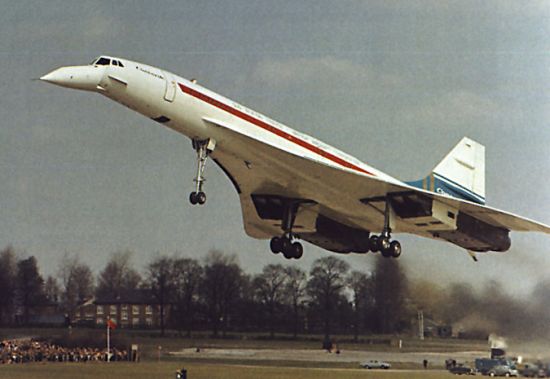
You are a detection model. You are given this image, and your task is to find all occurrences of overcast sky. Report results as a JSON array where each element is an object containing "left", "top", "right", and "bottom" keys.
[{"left": 1, "top": 0, "right": 549, "bottom": 295}]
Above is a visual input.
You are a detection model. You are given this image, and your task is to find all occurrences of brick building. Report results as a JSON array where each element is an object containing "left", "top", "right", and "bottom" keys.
[{"left": 73, "top": 289, "right": 169, "bottom": 329}]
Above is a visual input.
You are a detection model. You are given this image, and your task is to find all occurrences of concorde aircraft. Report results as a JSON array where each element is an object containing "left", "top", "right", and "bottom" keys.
[{"left": 40, "top": 56, "right": 550, "bottom": 260}]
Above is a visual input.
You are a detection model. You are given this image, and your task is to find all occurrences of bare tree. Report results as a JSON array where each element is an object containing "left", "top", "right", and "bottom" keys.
[
  {"left": 96, "top": 250, "right": 141, "bottom": 298},
  {"left": 44, "top": 276, "right": 61, "bottom": 304},
  {"left": 59, "top": 253, "right": 94, "bottom": 317},
  {"left": 283, "top": 266, "right": 307, "bottom": 338},
  {"left": 147, "top": 255, "right": 176, "bottom": 337},
  {"left": 0, "top": 246, "right": 17, "bottom": 325},
  {"left": 172, "top": 257, "right": 203, "bottom": 336},
  {"left": 307, "top": 256, "right": 350, "bottom": 340},
  {"left": 16, "top": 256, "right": 46, "bottom": 324},
  {"left": 347, "top": 270, "right": 372, "bottom": 342},
  {"left": 201, "top": 251, "right": 244, "bottom": 337},
  {"left": 253, "top": 264, "right": 287, "bottom": 338}
]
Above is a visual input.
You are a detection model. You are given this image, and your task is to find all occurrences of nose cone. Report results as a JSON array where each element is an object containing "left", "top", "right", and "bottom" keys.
[
  {"left": 40, "top": 66, "right": 103, "bottom": 91},
  {"left": 40, "top": 69, "right": 65, "bottom": 85}
]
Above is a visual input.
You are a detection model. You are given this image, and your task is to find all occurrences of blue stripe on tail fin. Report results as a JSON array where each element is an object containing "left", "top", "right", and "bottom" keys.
[{"left": 406, "top": 137, "right": 486, "bottom": 205}]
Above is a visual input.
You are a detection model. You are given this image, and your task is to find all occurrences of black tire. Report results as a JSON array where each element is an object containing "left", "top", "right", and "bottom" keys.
[
  {"left": 270, "top": 237, "right": 282, "bottom": 254},
  {"left": 197, "top": 191, "right": 207, "bottom": 205},
  {"left": 189, "top": 192, "right": 198, "bottom": 205},
  {"left": 368, "top": 235, "right": 379, "bottom": 252},
  {"left": 390, "top": 240, "right": 402, "bottom": 258},
  {"left": 291, "top": 242, "right": 303, "bottom": 259},
  {"left": 379, "top": 237, "right": 390, "bottom": 252},
  {"left": 281, "top": 238, "right": 292, "bottom": 259}
]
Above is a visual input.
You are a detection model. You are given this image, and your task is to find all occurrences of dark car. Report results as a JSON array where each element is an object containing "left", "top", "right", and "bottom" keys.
[
  {"left": 521, "top": 363, "right": 546, "bottom": 378},
  {"left": 449, "top": 365, "right": 475, "bottom": 375}
]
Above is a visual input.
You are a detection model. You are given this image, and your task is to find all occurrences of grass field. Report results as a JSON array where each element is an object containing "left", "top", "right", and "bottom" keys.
[
  {"left": 0, "top": 328, "right": 487, "bottom": 378},
  {"left": 0, "top": 361, "right": 460, "bottom": 379}
]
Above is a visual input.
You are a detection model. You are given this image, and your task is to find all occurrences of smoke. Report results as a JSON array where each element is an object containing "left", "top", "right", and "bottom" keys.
[{"left": 413, "top": 277, "right": 550, "bottom": 343}]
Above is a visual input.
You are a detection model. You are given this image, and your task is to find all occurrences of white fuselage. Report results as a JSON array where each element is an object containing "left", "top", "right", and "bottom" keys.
[
  {"left": 41, "top": 56, "right": 407, "bottom": 238},
  {"left": 91, "top": 58, "right": 400, "bottom": 183}
]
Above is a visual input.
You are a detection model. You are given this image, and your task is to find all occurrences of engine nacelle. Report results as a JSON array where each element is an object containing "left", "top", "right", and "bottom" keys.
[{"left": 435, "top": 212, "right": 511, "bottom": 252}]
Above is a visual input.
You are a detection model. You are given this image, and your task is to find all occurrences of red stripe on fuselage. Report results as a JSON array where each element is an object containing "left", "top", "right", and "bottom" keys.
[{"left": 178, "top": 83, "right": 375, "bottom": 177}]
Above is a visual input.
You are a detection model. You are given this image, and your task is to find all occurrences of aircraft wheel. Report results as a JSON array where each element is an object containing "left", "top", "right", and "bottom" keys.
[
  {"left": 379, "top": 236, "right": 391, "bottom": 252},
  {"left": 270, "top": 237, "right": 282, "bottom": 254},
  {"left": 390, "top": 240, "right": 402, "bottom": 258},
  {"left": 280, "top": 237, "right": 293, "bottom": 259},
  {"left": 291, "top": 242, "right": 303, "bottom": 259},
  {"left": 189, "top": 192, "right": 198, "bottom": 205},
  {"left": 282, "top": 248, "right": 293, "bottom": 259},
  {"left": 197, "top": 191, "right": 207, "bottom": 205},
  {"left": 369, "top": 235, "right": 380, "bottom": 252}
]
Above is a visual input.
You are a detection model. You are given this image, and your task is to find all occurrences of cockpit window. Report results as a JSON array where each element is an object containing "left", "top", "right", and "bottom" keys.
[
  {"left": 90, "top": 57, "right": 124, "bottom": 67},
  {"left": 95, "top": 57, "right": 110, "bottom": 66}
]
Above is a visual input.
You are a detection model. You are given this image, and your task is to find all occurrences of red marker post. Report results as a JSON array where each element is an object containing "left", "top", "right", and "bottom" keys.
[{"left": 106, "top": 317, "right": 117, "bottom": 362}]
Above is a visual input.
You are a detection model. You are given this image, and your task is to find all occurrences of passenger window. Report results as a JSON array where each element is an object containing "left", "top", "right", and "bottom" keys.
[{"left": 118, "top": 61, "right": 124, "bottom": 67}]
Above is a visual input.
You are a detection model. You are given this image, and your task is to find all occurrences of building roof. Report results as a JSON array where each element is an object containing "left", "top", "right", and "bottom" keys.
[{"left": 94, "top": 289, "right": 160, "bottom": 305}]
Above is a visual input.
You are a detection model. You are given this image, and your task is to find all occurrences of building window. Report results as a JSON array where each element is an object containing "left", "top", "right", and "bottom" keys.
[
  {"left": 132, "top": 317, "right": 140, "bottom": 326},
  {"left": 145, "top": 317, "right": 153, "bottom": 326},
  {"left": 97, "top": 306, "right": 104, "bottom": 315},
  {"left": 110, "top": 305, "right": 117, "bottom": 315},
  {"left": 145, "top": 305, "right": 153, "bottom": 315},
  {"left": 96, "top": 318, "right": 104, "bottom": 325},
  {"left": 132, "top": 305, "right": 140, "bottom": 315},
  {"left": 121, "top": 311, "right": 128, "bottom": 321},
  {"left": 121, "top": 304, "right": 128, "bottom": 311}
]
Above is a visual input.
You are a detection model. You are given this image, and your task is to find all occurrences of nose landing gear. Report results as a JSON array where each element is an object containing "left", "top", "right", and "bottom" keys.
[{"left": 189, "top": 139, "right": 215, "bottom": 206}]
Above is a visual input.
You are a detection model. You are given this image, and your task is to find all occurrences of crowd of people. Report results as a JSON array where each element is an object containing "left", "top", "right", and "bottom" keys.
[{"left": 0, "top": 339, "right": 128, "bottom": 364}]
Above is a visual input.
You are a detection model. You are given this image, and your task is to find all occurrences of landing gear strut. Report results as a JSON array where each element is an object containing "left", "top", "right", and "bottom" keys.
[
  {"left": 189, "top": 139, "right": 215, "bottom": 206},
  {"left": 269, "top": 201, "right": 304, "bottom": 259},
  {"left": 368, "top": 198, "right": 402, "bottom": 258}
]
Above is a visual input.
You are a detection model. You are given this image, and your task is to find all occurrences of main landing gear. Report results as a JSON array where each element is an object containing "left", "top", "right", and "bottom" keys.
[
  {"left": 189, "top": 139, "right": 216, "bottom": 206},
  {"left": 270, "top": 235, "right": 303, "bottom": 259},
  {"left": 269, "top": 201, "right": 304, "bottom": 259},
  {"left": 368, "top": 198, "right": 402, "bottom": 258}
]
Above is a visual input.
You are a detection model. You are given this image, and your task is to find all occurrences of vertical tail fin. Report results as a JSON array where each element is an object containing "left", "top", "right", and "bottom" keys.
[{"left": 407, "top": 137, "right": 486, "bottom": 204}]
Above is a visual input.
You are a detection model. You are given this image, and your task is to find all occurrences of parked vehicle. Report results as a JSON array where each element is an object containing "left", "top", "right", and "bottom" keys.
[
  {"left": 475, "top": 358, "right": 516, "bottom": 375},
  {"left": 520, "top": 362, "right": 545, "bottom": 378},
  {"left": 449, "top": 365, "right": 475, "bottom": 375},
  {"left": 359, "top": 360, "right": 391, "bottom": 369},
  {"left": 487, "top": 364, "right": 518, "bottom": 377}
]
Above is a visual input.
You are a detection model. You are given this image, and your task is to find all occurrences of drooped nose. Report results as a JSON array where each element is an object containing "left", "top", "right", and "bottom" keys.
[{"left": 40, "top": 66, "right": 103, "bottom": 91}]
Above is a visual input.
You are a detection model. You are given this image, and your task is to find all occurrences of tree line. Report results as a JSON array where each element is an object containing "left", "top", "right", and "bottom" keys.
[{"left": 1, "top": 245, "right": 550, "bottom": 340}]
